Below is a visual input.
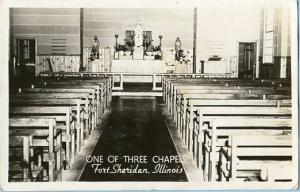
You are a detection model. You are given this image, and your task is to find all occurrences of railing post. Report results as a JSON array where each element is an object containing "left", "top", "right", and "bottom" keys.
[
  {"left": 120, "top": 74, "right": 124, "bottom": 90},
  {"left": 112, "top": 74, "right": 115, "bottom": 89},
  {"left": 161, "top": 75, "right": 164, "bottom": 89},
  {"left": 152, "top": 74, "right": 156, "bottom": 90}
]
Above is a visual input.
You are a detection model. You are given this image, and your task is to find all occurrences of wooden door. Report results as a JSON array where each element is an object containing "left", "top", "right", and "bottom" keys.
[
  {"left": 238, "top": 42, "right": 257, "bottom": 79},
  {"left": 16, "top": 39, "right": 36, "bottom": 78}
]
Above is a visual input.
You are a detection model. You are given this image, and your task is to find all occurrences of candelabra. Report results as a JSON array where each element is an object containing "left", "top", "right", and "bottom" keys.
[
  {"left": 114, "top": 34, "right": 119, "bottom": 59},
  {"left": 143, "top": 33, "right": 148, "bottom": 57},
  {"left": 159, "top": 35, "right": 162, "bottom": 49},
  {"left": 115, "top": 34, "right": 119, "bottom": 48}
]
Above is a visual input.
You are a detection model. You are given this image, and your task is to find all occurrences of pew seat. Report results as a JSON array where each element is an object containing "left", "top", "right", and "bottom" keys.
[
  {"left": 10, "top": 106, "right": 75, "bottom": 168},
  {"left": 219, "top": 135, "right": 292, "bottom": 182},
  {"left": 202, "top": 117, "right": 292, "bottom": 181},
  {"left": 9, "top": 135, "right": 44, "bottom": 182},
  {"left": 9, "top": 117, "right": 63, "bottom": 182}
]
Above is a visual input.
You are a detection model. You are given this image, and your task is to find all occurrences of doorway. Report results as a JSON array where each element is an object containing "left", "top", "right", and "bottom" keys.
[
  {"left": 238, "top": 42, "right": 257, "bottom": 79},
  {"left": 15, "top": 38, "right": 36, "bottom": 80}
]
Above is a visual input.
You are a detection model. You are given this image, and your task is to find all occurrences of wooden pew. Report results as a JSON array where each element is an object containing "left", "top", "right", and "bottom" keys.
[
  {"left": 9, "top": 135, "right": 43, "bottom": 182},
  {"left": 171, "top": 82, "right": 290, "bottom": 144},
  {"left": 163, "top": 77, "right": 243, "bottom": 102},
  {"left": 175, "top": 87, "right": 288, "bottom": 119},
  {"left": 178, "top": 92, "right": 291, "bottom": 136},
  {"left": 22, "top": 88, "right": 97, "bottom": 105},
  {"left": 164, "top": 77, "right": 289, "bottom": 104},
  {"left": 165, "top": 79, "right": 291, "bottom": 143},
  {"left": 162, "top": 77, "right": 292, "bottom": 183},
  {"left": 39, "top": 78, "right": 111, "bottom": 108},
  {"left": 163, "top": 76, "right": 290, "bottom": 89},
  {"left": 181, "top": 99, "right": 291, "bottom": 149},
  {"left": 22, "top": 87, "right": 101, "bottom": 125},
  {"left": 162, "top": 77, "right": 290, "bottom": 101},
  {"left": 173, "top": 86, "right": 290, "bottom": 124},
  {"left": 32, "top": 84, "right": 104, "bottom": 121},
  {"left": 192, "top": 106, "right": 291, "bottom": 168},
  {"left": 164, "top": 78, "right": 235, "bottom": 103},
  {"left": 61, "top": 79, "right": 110, "bottom": 106},
  {"left": 202, "top": 117, "right": 292, "bottom": 181},
  {"left": 10, "top": 106, "right": 75, "bottom": 168},
  {"left": 219, "top": 135, "right": 292, "bottom": 182},
  {"left": 176, "top": 93, "right": 262, "bottom": 141},
  {"left": 11, "top": 92, "right": 94, "bottom": 134},
  {"left": 37, "top": 81, "right": 107, "bottom": 117},
  {"left": 177, "top": 91, "right": 290, "bottom": 141},
  {"left": 176, "top": 86, "right": 289, "bottom": 102},
  {"left": 10, "top": 98, "right": 86, "bottom": 153},
  {"left": 9, "top": 117, "right": 63, "bottom": 181},
  {"left": 168, "top": 82, "right": 289, "bottom": 114},
  {"left": 39, "top": 74, "right": 113, "bottom": 106},
  {"left": 67, "top": 77, "right": 112, "bottom": 104},
  {"left": 39, "top": 73, "right": 113, "bottom": 98}
]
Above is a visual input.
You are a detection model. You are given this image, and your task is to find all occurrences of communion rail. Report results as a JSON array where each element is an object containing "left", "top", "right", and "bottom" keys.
[{"left": 39, "top": 72, "right": 234, "bottom": 91}]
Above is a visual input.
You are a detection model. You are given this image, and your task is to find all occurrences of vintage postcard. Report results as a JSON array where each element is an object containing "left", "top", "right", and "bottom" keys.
[{"left": 0, "top": 0, "right": 298, "bottom": 191}]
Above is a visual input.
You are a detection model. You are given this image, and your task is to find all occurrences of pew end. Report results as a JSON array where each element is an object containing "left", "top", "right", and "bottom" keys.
[{"left": 218, "top": 135, "right": 293, "bottom": 182}]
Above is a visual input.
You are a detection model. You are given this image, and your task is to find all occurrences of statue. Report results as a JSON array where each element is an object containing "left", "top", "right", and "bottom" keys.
[
  {"left": 175, "top": 37, "right": 182, "bottom": 61},
  {"left": 92, "top": 36, "right": 100, "bottom": 59},
  {"left": 175, "top": 37, "right": 181, "bottom": 54}
]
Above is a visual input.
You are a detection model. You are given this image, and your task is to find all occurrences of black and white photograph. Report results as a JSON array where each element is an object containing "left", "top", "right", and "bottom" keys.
[{"left": 0, "top": 0, "right": 298, "bottom": 191}]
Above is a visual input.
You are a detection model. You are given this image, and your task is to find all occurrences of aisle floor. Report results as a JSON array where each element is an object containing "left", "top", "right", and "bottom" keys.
[{"left": 79, "top": 97, "right": 188, "bottom": 181}]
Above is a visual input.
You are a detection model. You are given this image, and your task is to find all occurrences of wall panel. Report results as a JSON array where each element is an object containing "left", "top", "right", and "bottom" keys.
[
  {"left": 83, "top": 8, "right": 193, "bottom": 50},
  {"left": 13, "top": 15, "right": 80, "bottom": 26},
  {"left": 13, "top": 25, "right": 79, "bottom": 35},
  {"left": 13, "top": 8, "right": 79, "bottom": 15},
  {"left": 12, "top": 8, "right": 81, "bottom": 74},
  {"left": 12, "top": 8, "right": 80, "bottom": 56}
]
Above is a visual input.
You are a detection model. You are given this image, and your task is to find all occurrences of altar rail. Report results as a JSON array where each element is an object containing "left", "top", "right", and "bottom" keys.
[{"left": 39, "top": 72, "right": 233, "bottom": 91}]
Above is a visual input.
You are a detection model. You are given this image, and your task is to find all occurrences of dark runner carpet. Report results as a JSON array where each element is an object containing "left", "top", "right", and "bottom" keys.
[{"left": 79, "top": 97, "right": 187, "bottom": 181}]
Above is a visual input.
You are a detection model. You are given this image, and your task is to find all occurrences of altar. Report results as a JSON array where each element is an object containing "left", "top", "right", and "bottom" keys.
[
  {"left": 111, "top": 23, "right": 171, "bottom": 74},
  {"left": 84, "top": 21, "right": 193, "bottom": 75},
  {"left": 111, "top": 60, "right": 173, "bottom": 74}
]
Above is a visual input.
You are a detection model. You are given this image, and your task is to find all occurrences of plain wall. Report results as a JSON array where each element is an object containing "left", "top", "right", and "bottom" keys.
[
  {"left": 83, "top": 8, "right": 194, "bottom": 50},
  {"left": 195, "top": 4, "right": 261, "bottom": 74},
  {"left": 11, "top": 8, "right": 80, "bottom": 56}
]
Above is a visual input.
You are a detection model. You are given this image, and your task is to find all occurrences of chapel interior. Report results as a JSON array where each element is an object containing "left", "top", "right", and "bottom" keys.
[{"left": 7, "top": 4, "right": 295, "bottom": 183}]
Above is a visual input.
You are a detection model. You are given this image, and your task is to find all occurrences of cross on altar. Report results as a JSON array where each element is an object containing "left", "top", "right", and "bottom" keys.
[
  {"left": 134, "top": 24, "right": 143, "bottom": 47},
  {"left": 133, "top": 24, "right": 144, "bottom": 59}
]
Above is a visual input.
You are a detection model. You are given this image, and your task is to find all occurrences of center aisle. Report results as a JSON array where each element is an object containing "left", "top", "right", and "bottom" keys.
[{"left": 79, "top": 97, "right": 187, "bottom": 181}]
